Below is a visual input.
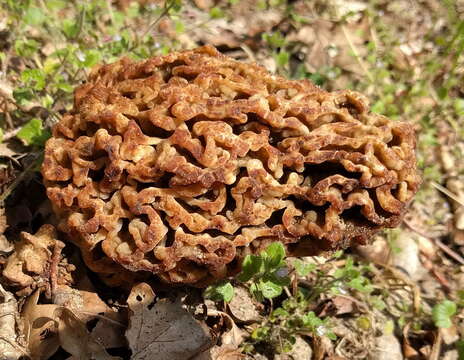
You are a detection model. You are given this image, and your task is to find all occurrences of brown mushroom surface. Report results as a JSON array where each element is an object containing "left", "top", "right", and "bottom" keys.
[{"left": 42, "top": 46, "right": 420, "bottom": 286}]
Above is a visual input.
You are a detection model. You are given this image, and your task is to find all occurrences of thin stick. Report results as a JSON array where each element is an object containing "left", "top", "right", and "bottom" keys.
[
  {"left": 76, "top": 311, "right": 125, "bottom": 327},
  {"left": 49, "top": 240, "right": 65, "bottom": 301},
  {"left": 0, "top": 154, "right": 41, "bottom": 204},
  {"left": 431, "top": 181, "right": 464, "bottom": 207},
  {"left": 341, "top": 25, "right": 374, "bottom": 83},
  {"left": 2, "top": 128, "right": 20, "bottom": 141}
]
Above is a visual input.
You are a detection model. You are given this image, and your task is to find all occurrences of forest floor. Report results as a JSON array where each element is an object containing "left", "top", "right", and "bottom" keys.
[{"left": 0, "top": 0, "right": 463, "bottom": 359}]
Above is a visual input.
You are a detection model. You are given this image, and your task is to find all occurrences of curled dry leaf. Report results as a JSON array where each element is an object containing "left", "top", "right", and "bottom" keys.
[
  {"left": 22, "top": 290, "right": 60, "bottom": 360},
  {"left": 317, "top": 296, "right": 358, "bottom": 317},
  {"left": 80, "top": 289, "right": 126, "bottom": 350},
  {"left": 53, "top": 283, "right": 126, "bottom": 349},
  {"left": 194, "top": 309, "right": 246, "bottom": 360},
  {"left": 0, "top": 285, "right": 28, "bottom": 360},
  {"left": 3, "top": 225, "right": 75, "bottom": 296},
  {"left": 206, "top": 309, "right": 244, "bottom": 348},
  {"left": 22, "top": 289, "right": 120, "bottom": 360},
  {"left": 126, "top": 283, "right": 213, "bottom": 360},
  {"left": 54, "top": 307, "right": 120, "bottom": 360}
]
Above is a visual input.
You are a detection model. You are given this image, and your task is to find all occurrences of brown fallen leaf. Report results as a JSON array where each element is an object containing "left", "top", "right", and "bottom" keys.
[
  {"left": 193, "top": 309, "right": 246, "bottom": 360},
  {"left": 317, "top": 296, "right": 358, "bottom": 317},
  {"left": 126, "top": 282, "right": 213, "bottom": 360},
  {"left": 3, "top": 225, "right": 75, "bottom": 296},
  {"left": 207, "top": 309, "right": 244, "bottom": 348},
  {"left": 22, "top": 290, "right": 60, "bottom": 360},
  {"left": 53, "top": 282, "right": 126, "bottom": 350},
  {"left": 0, "top": 285, "right": 28, "bottom": 360},
  {"left": 55, "top": 307, "right": 120, "bottom": 360},
  {"left": 22, "top": 289, "right": 120, "bottom": 360}
]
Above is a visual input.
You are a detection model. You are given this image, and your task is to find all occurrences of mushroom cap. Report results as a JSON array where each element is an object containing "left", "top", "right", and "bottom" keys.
[{"left": 42, "top": 46, "right": 420, "bottom": 286}]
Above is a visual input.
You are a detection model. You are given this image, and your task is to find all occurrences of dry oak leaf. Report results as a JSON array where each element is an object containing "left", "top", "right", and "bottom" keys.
[
  {"left": 194, "top": 309, "right": 246, "bottom": 360},
  {"left": 126, "top": 283, "right": 213, "bottom": 360},
  {"left": 22, "top": 290, "right": 60, "bottom": 360},
  {"left": 0, "top": 285, "right": 28, "bottom": 360},
  {"left": 54, "top": 307, "right": 121, "bottom": 360},
  {"left": 3, "top": 225, "right": 74, "bottom": 296},
  {"left": 53, "top": 284, "right": 126, "bottom": 350},
  {"left": 22, "top": 290, "right": 120, "bottom": 360}
]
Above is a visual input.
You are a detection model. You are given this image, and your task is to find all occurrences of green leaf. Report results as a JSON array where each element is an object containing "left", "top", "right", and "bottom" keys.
[
  {"left": 265, "top": 242, "right": 285, "bottom": 269},
  {"left": 432, "top": 300, "right": 457, "bottom": 328},
  {"left": 57, "top": 82, "right": 74, "bottom": 93},
  {"left": 302, "top": 312, "right": 323, "bottom": 328},
  {"left": 209, "top": 7, "right": 224, "bottom": 18},
  {"left": 348, "top": 276, "right": 373, "bottom": 294},
  {"left": 174, "top": 20, "right": 185, "bottom": 34},
  {"left": 269, "top": 271, "right": 290, "bottom": 286},
  {"left": 16, "top": 118, "right": 50, "bottom": 147},
  {"left": 238, "top": 255, "right": 263, "bottom": 282},
  {"left": 456, "top": 340, "right": 464, "bottom": 360},
  {"left": 275, "top": 51, "right": 290, "bottom": 68},
  {"left": 82, "top": 50, "right": 101, "bottom": 68},
  {"left": 13, "top": 88, "right": 35, "bottom": 108},
  {"left": 62, "top": 19, "right": 79, "bottom": 38},
  {"left": 14, "top": 39, "right": 40, "bottom": 58},
  {"left": 262, "top": 32, "right": 286, "bottom": 48},
  {"left": 453, "top": 98, "right": 464, "bottom": 116},
  {"left": 21, "top": 69, "right": 46, "bottom": 91},
  {"left": 333, "top": 250, "right": 344, "bottom": 258},
  {"left": 271, "top": 307, "right": 289, "bottom": 319},
  {"left": 249, "top": 282, "right": 263, "bottom": 302},
  {"left": 204, "top": 281, "right": 234, "bottom": 302},
  {"left": 251, "top": 326, "right": 269, "bottom": 340},
  {"left": 126, "top": 2, "right": 140, "bottom": 17},
  {"left": 24, "top": 6, "right": 46, "bottom": 26},
  {"left": 293, "top": 259, "right": 316, "bottom": 277},
  {"left": 259, "top": 279, "right": 283, "bottom": 299},
  {"left": 45, "top": 0, "right": 67, "bottom": 11},
  {"left": 326, "top": 330, "right": 337, "bottom": 341}
]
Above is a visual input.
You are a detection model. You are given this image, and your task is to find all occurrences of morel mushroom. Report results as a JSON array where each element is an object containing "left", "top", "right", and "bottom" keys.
[{"left": 42, "top": 46, "right": 420, "bottom": 286}]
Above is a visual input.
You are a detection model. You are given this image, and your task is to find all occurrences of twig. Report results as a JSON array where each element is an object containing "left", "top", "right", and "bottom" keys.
[
  {"left": 130, "top": 0, "right": 176, "bottom": 52},
  {"left": 76, "top": 311, "right": 125, "bottom": 327},
  {"left": 341, "top": 24, "right": 374, "bottom": 83},
  {"left": 0, "top": 153, "right": 41, "bottom": 204},
  {"left": 2, "top": 128, "right": 20, "bottom": 141},
  {"left": 240, "top": 44, "right": 256, "bottom": 63},
  {"left": 431, "top": 181, "right": 464, "bottom": 207},
  {"left": 49, "top": 240, "right": 65, "bottom": 302},
  {"left": 429, "top": 330, "right": 442, "bottom": 360},
  {"left": 0, "top": 336, "right": 30, "bottom": 357}
]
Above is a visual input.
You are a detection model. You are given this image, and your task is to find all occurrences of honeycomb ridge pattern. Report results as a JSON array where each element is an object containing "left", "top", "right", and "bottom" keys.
[{"left": 42, "top": 46, "right": 420, "bottom": 286}]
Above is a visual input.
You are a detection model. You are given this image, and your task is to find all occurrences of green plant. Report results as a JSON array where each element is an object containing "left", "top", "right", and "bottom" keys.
[
  {"left": 204, "top": 281, "right": 234, "bottom": 302},
  {"left": 432, "top": 300, "right": 457, "bottom": 328},
  {"left": 244, "top": 290, "right": 336, "bottom": 354},
  {"left": 238, "top": 242, "right": 290, "bottom": 301}
]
